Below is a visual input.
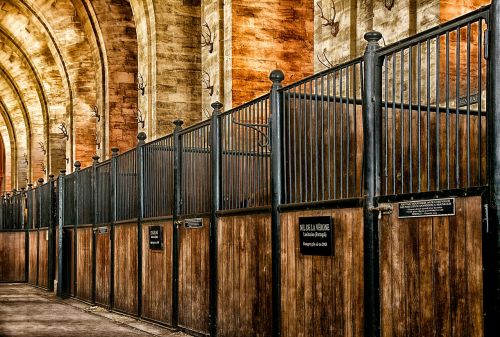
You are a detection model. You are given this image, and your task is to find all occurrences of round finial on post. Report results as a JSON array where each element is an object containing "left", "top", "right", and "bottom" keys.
[
  {"left": 270, "top": 69, "right": 285, "bottom": 84},
  {"left": 27, "top": 183, "right": 33, "bottom": 190},
  {"left": 173, "top": 120, "right": 184, "bottom": 132},
  {"left": 137, "top": 132, "right": 147, "bottom": 145},
  {"left": 74, "top": 161, "right": 81, "bottom": 171},
  {"left": 111, "top": 148, "right": 119, "bottom": 157},
  {"left": 37, "top": 178, "right": 44, "bottom": 185},
  {"left": 49, "top": 174, "right": 55, "bottom": 181},
  {"left": 92, "top": 155, "right": 100, "bottom": 164},
  {"left": 211, "top": 101, "right": 223, "bottom": 114},
  {"left": 364, "top": 31, "right": 383, "bottom": 43},
  {"left": 60, "top": 170, "right": 66, "bottom": 176}
]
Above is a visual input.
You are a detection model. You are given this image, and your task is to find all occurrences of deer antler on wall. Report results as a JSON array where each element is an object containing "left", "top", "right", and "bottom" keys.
[
  {"left": 201, "top": 21, "right": 216, "bottom": 53},
  {"left": 136, "top": 108, "right": 145, "bottom": 129},
  {"left": 58, "top": 122, "right": 69, "bottom": 141},
  {"left": 384, "top": 0, "right": 395, "bottom": 10},
  {"left": 137, "top": 73, "right": 146, "bottom": 96},
  {"left": 23, "top": 153, "right": 28, "bottom": 165},
  {"left": 38, "top": 141, "right": 46, "bottom": 155},
  {"left": 317, "top": 0, "right": 340, "bottom": 37},
  {"left": 202, "top": 71, "right": 214, "bottom": 97},
  {"left": 92, "top": 105, "right": 101, "bottom": 122},
  {"left": 317, "top": 49, "right": 334, "bottom": 69},
  {"left": 95, "top": 130, "right": 101, "bottom": 150},
  {"left": 41, "top": 162, "right": 46, "bottom": 174}
]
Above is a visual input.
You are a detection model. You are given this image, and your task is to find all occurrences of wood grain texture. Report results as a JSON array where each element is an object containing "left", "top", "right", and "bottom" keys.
[
  {"left": 28, "top": 231, "right": 38, "bottom": 285},
  {"left": 76, "top": 228, "right": 93, "bottom": 302},
  {"left": 178, "top": 217, "right": 210, "bottom": 334},
  {"left": 280, "top": 208, "right": 364, "bottom": 337},
  {"left": 38, "top": 229, "right": 49, "bottom": 289},
  {"left": 65, "top": 228, "right": 75, "bottom": 296},
  {"left": 0, "top": 232, "right": 26, "bottom": 282},
  {"left": 95, "top": 225, "right": 111, "bottom": 307},
  {"left": 113, "top": 223, "right": 138, "bottom": 315},
  {"left": 217, "top": 214, "right": 272, "bottom": 337},
  {"left": 380, "top": 196, "right": 484, "bottom": 337},
  {"left": 141, "top": 221, "right": 173, "bottom": 324}
]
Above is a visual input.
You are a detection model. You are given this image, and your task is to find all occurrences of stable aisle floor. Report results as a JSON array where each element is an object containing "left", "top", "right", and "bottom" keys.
[{"left": 0, "top": 284, "right": 188, "bottom": 337}]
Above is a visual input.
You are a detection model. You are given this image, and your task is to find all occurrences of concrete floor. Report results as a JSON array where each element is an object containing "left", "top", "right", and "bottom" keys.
[{"left": 0, "top": 284, "right": 189, "bottom": 337}]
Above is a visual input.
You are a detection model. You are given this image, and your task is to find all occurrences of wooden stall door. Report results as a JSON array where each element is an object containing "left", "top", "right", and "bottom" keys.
[
  {"left": 141, "top": 222, "right": 173, "bottom": 324},
  {"left": 0, "top": 232, "right": 26, "bottom": 282},
  {"left": 37, "top": 229, "right": 49, "bottom": 289},
  {"left": 95, "top": 225, "right": 111, "bottom": 307},
  {"left": 379, "top": 196, "right": 484, "bottom": 337},
  {"left": 28, "top": 231, "right": 38, "bottom": 285},
  {"left": 76, "top": 227, "right": 93, "bottom": 301},
  {"left": 113, "top": 223, "right": 138, "bottom": 315},
  {"left": 178, "top": 218, "right": 210, "bottom": 335}
]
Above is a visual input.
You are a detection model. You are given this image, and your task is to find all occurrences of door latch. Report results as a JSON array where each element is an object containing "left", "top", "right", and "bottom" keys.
[{"left": 369, "top": 204, "right": 393, "bottom": 219}]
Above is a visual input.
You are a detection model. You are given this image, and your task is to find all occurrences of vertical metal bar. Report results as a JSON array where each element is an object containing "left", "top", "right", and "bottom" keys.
[
  {"left": 478, "top": 20, "right": 484, "bottom": 185},
  {"left": 456, "top": 27, "right": 461, "bottom": 188},
  {"left": 270, "top": 69, "right": 284, "bottom": 337},
  {"left": 466, "top": 23, "right": 471, "bottom": 187},
  {"left": 400, "top": 49, "right": 405, "bottom": 194},
  {"left": 110, "top": 149, "right": 119, "bottom": 308},
  {"left": 392, "top": 52, "right": 397, "bottom": 194},
  {"left": 418, "top": 42, "right": 422, "bottom": 192},
  {"left": 427, "top": 39, "right": 431, "bottom": 191},
  {"left": 172, "top": 119, "right": 183, "bottom": 328},
  {"left": 487, "top": 2, "right": 500, "bottom": 335},
  {"left": 137, "top": 132, "right": 146, "bottom": 317},
  {"left": 57, "top": 171, "right": 65, "bottom": 297},
  {"left": 436, "top": 36, "right": 441, "bottom": 190},
  {"left": 446, "top": 31, "right": 451, "bottom": 189},
  {"left": 362, "top": 31, "right": 383, "bottom": 337},
  {"left": 73, "top": 164, "right": 80, "bottom": 295},
  {"left": 92, "top": 156, "right": 99, "bottom": 304},
  {"left": 384, "top": 55, "right": 389, "bottom": 194},
  {"left": 210, "top": 102, "right": 223, "bottom": 337},
  {"left": 409, "top": 46, "right": 413, "bottom": 193},
  {"left": 47, "top": 175, "right": 55, "bottom": 292}
]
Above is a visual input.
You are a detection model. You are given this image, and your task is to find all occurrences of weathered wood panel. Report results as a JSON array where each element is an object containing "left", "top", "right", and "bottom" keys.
[
  {"left": 178, "top": 217, "right": 210, "bottom": 334},
  {"left": 281, "top": 208, "right": 364, "bottom": 337},
  {"left": 28, "top": 231, "right": 38, "bottom": 285},
  {"left": 38, "top": 229, "right": 49, "bottom": 289},
  {"left": 217, "top": 214, "right": 272, "bottom": 337},
  {"left": 95, "top": 224, "right": 111, "bottom": 307},
  {"left": 64, "top": 228, "right": 75, "bottom": 296},
  {"left": 380, "top": 196, "right": 484, "bottom": 337},
  {"left": 141, "top": 221, "right": 173, "bottom": 324},
  {"left": 76, "top": 227, "right": 93, "bottom": 302},
  {"left": 55, "top": 229, "right": 59, "bottom": 284},
  {"left": 114, "top": 223, "right": 138, "bottom": 315},
  {"left": 0, "top": 231, "right": 26, "bottom": 282}
]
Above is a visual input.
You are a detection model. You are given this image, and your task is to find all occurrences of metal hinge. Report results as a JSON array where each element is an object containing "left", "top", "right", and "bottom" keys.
[
  {"left": 484, "top": 29, "right": 489, "bottom": 60},
  {"left": 369, "top": 204, "right": 393, "bottom": 219}
]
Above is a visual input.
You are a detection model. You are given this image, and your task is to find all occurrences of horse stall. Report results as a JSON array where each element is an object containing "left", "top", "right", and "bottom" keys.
[
  {"left": 176, "top": 123, "right": 211, "bottom": 335},
  {"left": 140, "top": 135, "right": 175, "bottom": 324},
  {"left": 113, "top": 149, "right": 139, "bottom": 316}
]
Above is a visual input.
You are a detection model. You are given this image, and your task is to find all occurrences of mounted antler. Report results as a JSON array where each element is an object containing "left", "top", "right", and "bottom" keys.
[
  {"left": 23, "top": 153, "right": 28, "bottom": 166},
  {"left": 201, "top": 21, "right": 216, "bottom": 53},
  {"left": 202, "top": 71, "right": 214, "bottom": 97},
  {"left": 317, "top": 49, "right": 334, "bottom": 69},
  {"left": 317, "top": 0, "right": 340, "bottom": 37},
  {"left": 38, "top": 141, "right": 46, "bottom": 155},
  {"left": 136, "top": 108, "right": 145, "bottom": 129},
  {"left": 384, "top": 0, "right": 395, "bottom": 10},
  {"left": 41, "top": 162, "right": 47, "bottom": 174},
  {"left": 92, "top": 105, "right": 101, "bottom": 122},
  {"left": 137, "top": 73, "right": 146, "bottom": 96},
  {"left": 58, "top": 122, "right": 69, "bottom": 141}
]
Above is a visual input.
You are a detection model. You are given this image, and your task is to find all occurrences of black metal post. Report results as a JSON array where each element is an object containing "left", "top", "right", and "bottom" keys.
[
  {"left": 26, "top": 184, "right": 33, "bottom": 283},
  {"left": 270, "top": 69, "right": 284, "bottom": 337},
  {"left": 110, "top": 148, "right": 119, "bottom": 308},
  {"left": 73, "top": 162, "right": 80, "bottom": 296},
  {"left": 137, "top": 132, "right": 146, "bottom": 317},
  {"left": 48, "top": 174, "right": 56, "bottom": 292},
  {"left": 57, "top": 170, "right": 65, "bottom": 297},
  {"left": 210, "top": 102, "right": 223, "bottom": 337},
  {"left": 37, "top": 177, "right": 43, "bottom": 287},
  {"left": 488, "top": 1, "right": 500, "bottom": 335},
  {"left": 172, "top": 119, "right": 183, "bottom": 328},
  {"left": 92, "top": 155, "right": 99, "bottom": 303},
  {"left": 362, "top": 31, "right": 383, "bottom": 337}
]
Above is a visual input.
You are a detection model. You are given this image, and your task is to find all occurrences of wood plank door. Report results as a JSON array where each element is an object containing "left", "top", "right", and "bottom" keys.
[{"left": 379, "top": 196, "right": 484, "bottom": 337}]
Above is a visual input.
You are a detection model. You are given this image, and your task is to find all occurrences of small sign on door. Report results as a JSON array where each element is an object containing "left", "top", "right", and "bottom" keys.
[
  {"left": 298, "top": 216, "right": 334, "bottom": 256},
  {"left": 149, "top": 226, "right": 163, "bottom": 250}
]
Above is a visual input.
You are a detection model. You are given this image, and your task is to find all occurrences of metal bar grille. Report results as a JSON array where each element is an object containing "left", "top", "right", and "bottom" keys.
[
  {"left": 96, "top": 161, "right": 112, "bottom": 224},
  {"left": 280, "top": 59, "right": 365, "bottom": 204},
  {"left": 116, "top": 149, "right": 138, "bottom": 221},
  {"left": 220, "top": 95, "right": 271, "bottom": 210},
  {"left": 143, "top": 135, "right": 174, "bottom": 218},
  {"left": 180, "top": 122, "right": 212, "bottom": 216},
  {"left": 63, "top": 174, "right": 75, "bottom": 226},
  {"left": 378, "top": 13, "right": 488, "bottom": 195},
  {"left": 77, "top": 168, "right": 93, "bottom": 225},
  {"left": 39, "top": 183, "right": 52, "bottom": 228}
]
